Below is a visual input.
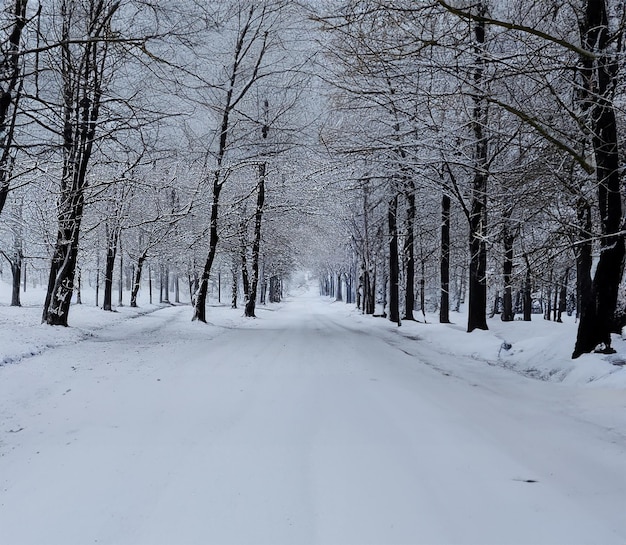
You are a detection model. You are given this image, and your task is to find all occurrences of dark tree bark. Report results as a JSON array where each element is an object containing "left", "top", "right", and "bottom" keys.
[
  {"left": 11, "top": 256, "right": 21, "bottom": 306},
  {"left": 467, "top": 6, "right": 489, "bottom": 332},
  {"left": 2, "top": 194, "right": 22, "bottom": 306},
  {"left": 103, "top": 247, "right": 116, "bottom": 311},
  {"left": 162, "top": 265, "right": 170, "bottom": 304},
  {"left": 388, "top": 194, "right": 400, "bottom": 325},
  {"left": 419, "top": 269, "right": 426, "bottom": 321},
  {"left": 159, "top": 264, "right": 164, "bottom": 304},
  {"left": 544, "top": 268, "right": 553, "bottom": 321},
  {"left": 269, "top": 275, "right": 281, "bottom": 302},
  {"left": 240, "top": 217, "right": 250, "bottom": 301},
  {"left": 404, "top": 185, "right": 416, "bottom": 320},
  {"left": 118, "top": 246, "right": 124, "bottom": 307},
  {"left": 440, "top": 192, "right": 451, "bottom": 323},
  {"left": 523, "top": 254, "right": 532, "bottom": 322},
  {"left": 43, "top": 1, "right": 117, "bottom": 325},
  {"left": 75, "top": 267, "right": 81, "bottom": 305},
  {"left": 231, "top": 257, "right": 238, "bottom": 309},
  {"left": 95, "top": 252, "right": 100, "bottom": 307},
  {"left": 102, "top": 223, "right": 118, "bottom": 311},
  {"left": 130, "top": 253, "right": 147, "bottom": 307},
  {"left": 335, "top": 272, "right": 343, "bottom": 301},
  {"left": 490, "top": 290, "right": 500, "bottom": 318},
  {"left": 148, "top": 266, "right": 152, "bottom": 304},
  {"left": 364, "top": 267, "right": 374, "bottom": 314},
  {"left": 453, "top": 266, "right": 465, "bottom": 313},
  {"left": 245, "top": 161, "right": 266, "bottom": 318},
  {"left": 501, "top": 217, "right": 515, "bottom": 321},
  {"left": 573, "top": 0, "right": 625, "bottom": 357},
  {"left": 193, "top": 7, "right": 268, "bottom": 322},
  {"left": 557, "top": 268, "right": 569, "bottom": 323},
  {"left": 2, "top": 249, "right": 22, "bottom": 307}
]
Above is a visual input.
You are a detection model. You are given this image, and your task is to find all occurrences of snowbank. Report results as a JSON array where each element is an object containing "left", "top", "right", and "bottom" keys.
[{"left": 330, "top": 299, "right": 626, "bottom": 389}]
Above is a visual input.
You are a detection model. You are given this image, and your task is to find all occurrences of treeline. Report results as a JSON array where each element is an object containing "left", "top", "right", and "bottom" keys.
[
  {"left": 0, "top": 1, "right": 314, "bottom": 323},
  {"left": 313, "top": 0, "right": 625, "bottom": 358}
]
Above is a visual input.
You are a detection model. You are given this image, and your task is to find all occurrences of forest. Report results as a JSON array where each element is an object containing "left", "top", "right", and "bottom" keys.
[{"left": 0, "top": 0, "right": 624, "bottom": 359}]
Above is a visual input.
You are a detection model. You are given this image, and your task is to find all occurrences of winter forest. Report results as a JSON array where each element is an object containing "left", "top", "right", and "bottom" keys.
[
  {"left": 2, "top": 1, "right": 626, "bottom": 543},
  {"left": 0, "top": 0, "right": 623, "bottom": 357}
]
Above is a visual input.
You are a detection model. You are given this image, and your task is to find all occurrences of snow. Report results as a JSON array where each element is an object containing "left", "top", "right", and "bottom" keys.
[{"left": 1, "top": 278, "right": 626, "bottom": 544}]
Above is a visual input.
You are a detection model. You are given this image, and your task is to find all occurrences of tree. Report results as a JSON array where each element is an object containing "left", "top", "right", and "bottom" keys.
[
  {"left": 436, "top": 0, "right": 625, "bottom": 355},
  {"left": 42, "top": 0, "right": 121, "bottom": 325},
  {"left": 192, "top": 3, "right": 275, "bottom": 322},
  {"left": 0, "top": 193, "right": 23, "bottom": 305},
  {"left": 572, "top": 0, "right": 624, "bottom": 356},
  {"left": 465, "top": 2, "right": 489, "bottom": 332}
]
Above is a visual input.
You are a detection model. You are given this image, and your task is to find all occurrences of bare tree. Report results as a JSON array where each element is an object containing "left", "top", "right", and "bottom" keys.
[
  {"left": 192, "top": 3, "right": 277, "bottom": 322},
  {"left": 42, "top": 0, "right": 122, "bottom": 325}
]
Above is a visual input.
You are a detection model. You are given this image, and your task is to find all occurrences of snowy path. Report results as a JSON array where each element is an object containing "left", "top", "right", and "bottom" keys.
[{"left": 1, "top": 292, "right": 626, "bottom": 545}]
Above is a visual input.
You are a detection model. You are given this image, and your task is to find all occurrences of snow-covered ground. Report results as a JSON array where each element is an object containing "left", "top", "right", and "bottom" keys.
[{"left": 1, "top": 279, "right": 626, "bottom": 544}]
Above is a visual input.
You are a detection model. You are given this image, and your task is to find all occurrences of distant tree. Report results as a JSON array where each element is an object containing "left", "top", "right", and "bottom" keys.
[{"left": 0, "top": 193, "right": 23, "bottom": 305}]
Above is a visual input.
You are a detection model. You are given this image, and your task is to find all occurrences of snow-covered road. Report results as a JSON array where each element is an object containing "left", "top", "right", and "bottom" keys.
[{"left": 1, "top": 291, "right": 626, "bottom": 544}]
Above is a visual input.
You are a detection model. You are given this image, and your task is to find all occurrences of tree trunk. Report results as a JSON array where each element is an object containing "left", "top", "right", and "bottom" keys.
[
  {"left": 163, "top": 265, "right": 170, "bottom": 304},
  {"left": 269, "top": 275, "right": 281, "bottom": 303},
  {"left": 7, "top": 196, "right": 23, "bottom": 306},
  {"left": 240, "top": 219, "right": 250, "bottom": 301},
  {"left": 523, "top": 254, "right": 532, "bottom": 322},
  {"left": 404, "top": 187, "right": 416, "bottom": 320},
  {"left": 75, "top": 267, "right": 81, "bottom": 305},
  {"left": 544, "top": 274, "right": 552, "bottom": 321},
  {"left": 440, "top": 192, "right": 451, "bottom": 323},
  {"left": 193, "top": 174, "right": 223, "bottom": 322},
  {"left": 103, "top": 232, "right": 116, "bottom": 311},
  {"left": 95, "top": 252, "right": 100, "bottom": 307},
  {"left": 42, "top": 1, "right": 116, "bottom": 326},
  {"left": 336, "top": 273, "right": 343, "bottom": 301},
  {"left": 557, "top": 268, "right": 569, "bottom": 323},
  {"left": 231, "top": 258, "right": 238, "bottom": 309},
  {"left": 467, "top": 7, "right": 489, "bottom": 333},
  {"left": 130, "top": 254, "right": 146, "bottom": 307},
  {"left": 148, "top": 265, "right": 153, "bottom": 305},
  {"left": 453, "top": 266, "right": 464, "bottom": 313},
  {"left": 501, "top": 221, "right": 515, "bottom": 321},
  {"left": 43, "top": 215, "right": 82, "bottom": 326},
  {"left": 118, "top": 245, "right": 123, "bottom": 307},
  {"left": 159, "top": 264, "right": 164, "bottom": 304},
  {"left": 192, "top": 8, "right": 267, "bottom": 322},
  {"left": 388, "top": 195, "right": 400, "bottom": 325},
  {"left": 573, "top": 0, "right": 625, "bottom": 357},
  {"left": 245, "top": 161, "right": 266, "bottom": 318},
  {"left": 420, "top": 272, "right": 426, "bottom": 321},
  {"left": 490, "top": 290, "right": 499, "bottom": 318},
  {"left": 10, "top": 256, "right": 21, "bottom": 307}
]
